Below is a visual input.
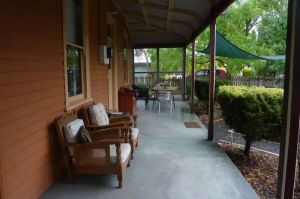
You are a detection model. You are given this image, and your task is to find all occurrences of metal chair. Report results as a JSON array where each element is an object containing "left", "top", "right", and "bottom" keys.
[{"left": 156, "top": 91, "right": 174, "bottom": 113}]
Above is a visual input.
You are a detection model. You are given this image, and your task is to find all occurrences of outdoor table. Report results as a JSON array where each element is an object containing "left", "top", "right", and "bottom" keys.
[{"left": 151, "top": 86, "right": 176, "bottom": 109}]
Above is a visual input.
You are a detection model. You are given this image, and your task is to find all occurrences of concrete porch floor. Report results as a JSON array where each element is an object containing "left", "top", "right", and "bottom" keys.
[{"left": 40, "top": 101, "right": 259, "bottom": 199}]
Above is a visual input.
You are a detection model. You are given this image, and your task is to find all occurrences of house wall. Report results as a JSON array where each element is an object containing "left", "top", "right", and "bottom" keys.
[{"left": 0, "top": 0, "right": 132, "bottom": 199}]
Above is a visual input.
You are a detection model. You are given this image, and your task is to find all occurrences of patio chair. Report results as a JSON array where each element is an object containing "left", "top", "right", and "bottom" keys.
[
  {"left": 132, "top": 85, "right": 150, "bottom": 109},
  {"left": 79, "top": 101, "right": 135, "bottom": 127},
  {"left": 79, "top": 103, "right": 139, "bottom": 159},
  {"left": 156, "top": 91, "right": 174, "bottom": 114},
  {"left": 55, "top": 111, "right": 131, "bottom": 188}
]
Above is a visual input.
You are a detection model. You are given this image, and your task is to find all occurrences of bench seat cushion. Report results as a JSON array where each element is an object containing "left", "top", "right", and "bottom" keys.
[
  {"left": 75, "top": 143, "right": 131, "bottom": 166},
  {"left": 132, "top": 128, "right": 139, "bottom": 140}
]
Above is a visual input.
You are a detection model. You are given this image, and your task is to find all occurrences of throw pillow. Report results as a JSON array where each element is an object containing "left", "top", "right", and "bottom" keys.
[{"left": 77, "top": 126, "right": 92, "bottom": 143}]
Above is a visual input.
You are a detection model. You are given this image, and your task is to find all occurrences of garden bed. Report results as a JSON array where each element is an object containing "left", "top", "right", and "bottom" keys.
[
  {"left": 213, "top": 119, "right": 280, "bottom": 154},
  {"left": 198, "top": 103, "right": 280, "bottom": 154},
  {"left": 218, "top": 142, "right": 300, "bottom": 199}
]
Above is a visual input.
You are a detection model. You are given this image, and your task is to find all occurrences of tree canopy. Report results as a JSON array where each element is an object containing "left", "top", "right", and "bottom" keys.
[{"left": 138, "top": 0, "right": 287, "bottom": 77}]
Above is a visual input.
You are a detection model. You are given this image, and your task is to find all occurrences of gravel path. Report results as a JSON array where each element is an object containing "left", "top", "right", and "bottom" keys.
[{"left": 212, "top": 119, "right": 280, "bottom": 154}]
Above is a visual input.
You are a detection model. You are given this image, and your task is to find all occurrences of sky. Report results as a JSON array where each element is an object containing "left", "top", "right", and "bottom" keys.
[{"left": 134, "top": 49, "right": 151, "bottom": 63}]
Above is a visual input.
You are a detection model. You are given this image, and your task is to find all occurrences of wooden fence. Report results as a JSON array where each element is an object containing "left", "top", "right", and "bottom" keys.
[
  {"left": 231, "top": 76, "right": 284, "bottom": 88},
  {"left": 134, "top": 76, "right": 182, "bottom": 87},
  {"left": 134, "top": 76, "right": 153, "bottom": 85}
]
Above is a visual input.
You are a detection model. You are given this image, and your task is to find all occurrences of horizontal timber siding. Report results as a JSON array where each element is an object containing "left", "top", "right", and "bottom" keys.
[
  {"left": 89, "top": 0, "right": 109, "bottom": 106},
  {"left": 0, "top": 0, "right": 65, "bottom": 199},
  {"left": 0, "top": 0, "right": 133, "bottom": 198}
]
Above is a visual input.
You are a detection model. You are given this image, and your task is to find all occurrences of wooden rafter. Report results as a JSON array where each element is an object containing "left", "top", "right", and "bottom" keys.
[
  {"left": 129, "top": 23, "right": 159, "bottom": 32},
  {"left": 167, "top": 0, "right": 175, "bottom": 32},
  {"left": 134, "top": 42, "right": 186, "bottom": 49},
  {"left": 131, "top": 29, "right": 160, "bottom": 32},
  {"left": 150, "top": 14, "right": 194, "bottom": 31},
  {"left": 125, "top": 12, "right": 186, "bottom": 40},
  {"left": 138, "top": 0, "right": 149, "bottom": 25},
  {"left": 207, "top": 0, "right": 216, "bottom": 6},
  {"left": 126, "top": 10, "right": 194, "bottom": 31},
  {"left": 125, "top": 0, "right": 202, "bottom": 21}
]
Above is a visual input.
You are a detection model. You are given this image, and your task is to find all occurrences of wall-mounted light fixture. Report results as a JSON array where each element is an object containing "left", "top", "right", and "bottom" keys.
[{"left": 99, "top": 45, "right": 112, "bottom": 64}]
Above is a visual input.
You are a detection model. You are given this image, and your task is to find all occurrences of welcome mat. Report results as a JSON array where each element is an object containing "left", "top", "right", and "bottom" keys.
[{"left": 184, "top": 122, "right": 200, "bottom": 128}]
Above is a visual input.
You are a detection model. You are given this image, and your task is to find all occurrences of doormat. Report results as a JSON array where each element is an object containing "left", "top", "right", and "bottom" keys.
[{"left": 184, "top": 122, "right": 200, "bottom": 128}]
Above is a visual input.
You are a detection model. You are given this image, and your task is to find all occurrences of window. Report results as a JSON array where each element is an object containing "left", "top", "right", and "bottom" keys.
[
  {"left": 64, "top": 0, "right": 91, "bottom": 107},
  {"left": 66, "top": 0, "right": 83, "bottom": 46},
  {"left": 67, "top": 46, "right": 83, "bottom": 97}
]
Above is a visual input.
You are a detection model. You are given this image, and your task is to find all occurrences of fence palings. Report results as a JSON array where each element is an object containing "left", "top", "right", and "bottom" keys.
[
  {"left": 134, "top": 76, "right": 182, "bottom": 87},
  {"left": 231, "top": 76, "right": 284, "bottom": 88}
]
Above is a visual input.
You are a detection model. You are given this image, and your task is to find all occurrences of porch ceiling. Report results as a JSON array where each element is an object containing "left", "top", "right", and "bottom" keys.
[{"left": 113, "top": 0, "right": 234, "bottom": 48}]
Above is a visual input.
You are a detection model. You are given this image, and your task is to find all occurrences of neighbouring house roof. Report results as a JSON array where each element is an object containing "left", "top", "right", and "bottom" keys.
[
  {"left": 113, "top": 0, "right": 234, "bottom": 48},
  {"left": 134, "top": 62, "right": 152, "bottom": 73}
]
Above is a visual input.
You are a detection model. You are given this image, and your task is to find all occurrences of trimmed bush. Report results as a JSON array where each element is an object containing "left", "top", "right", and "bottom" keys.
[
  {"left": 195, "top": 78, "right": 231, "bottom": 101},
  {"left": 218, "top": 86, "right": 283, "bottom": 156},
  {"left": 132, "top": 84, "right": 151, "bottom": 90},
  {"left": 242, "top": 66, "right": 255, "bottom": 77}
]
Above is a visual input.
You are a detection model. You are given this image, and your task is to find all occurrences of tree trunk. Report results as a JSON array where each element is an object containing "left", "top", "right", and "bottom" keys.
[
  {"left": 143, "top": 49, "right": 149, "bottom": 68},
  {"left": 244, "top": 137, "right": 252, "bottom": 157}
]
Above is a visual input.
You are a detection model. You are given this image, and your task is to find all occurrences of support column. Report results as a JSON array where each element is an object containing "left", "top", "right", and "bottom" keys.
[
  {"left": 191, "top": 40, "right": 196, "bottom": 113},
  {"left": 208, "top": 20, "right": 216, "bottom": 141},
  {"left": 182, "top": 47, "right": 186, "bottom": 101},
  {"left": 276, "top": 0, "right": 300, "bottom": 198},
  {"left": 132, "top": 49, "right": 135, "bottom": 84},
  {"left": 156, "top": 48, "right": 160, "bottom": 84}
]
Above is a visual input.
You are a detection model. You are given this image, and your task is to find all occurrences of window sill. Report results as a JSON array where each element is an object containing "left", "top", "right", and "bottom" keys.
[{"left": 65, "top": 97, "right": 93, "bottom": 111}]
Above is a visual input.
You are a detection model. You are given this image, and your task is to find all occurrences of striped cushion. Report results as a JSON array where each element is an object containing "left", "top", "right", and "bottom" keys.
[{"left": 77, "top": 126, "right": 92, "bottom": 143}]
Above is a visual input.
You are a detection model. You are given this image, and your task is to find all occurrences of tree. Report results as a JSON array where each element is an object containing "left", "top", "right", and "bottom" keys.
[
  {"left": 147, "top": 48, "right": 183, "bottom": 77},
  {"left": 134, "top": 49, "right": 150, "bottom": 68},
  {"left": 135, "top": 0, "right": 288, "bottom": 77},
  {"left": 194, "top": 0, "right": 287, "bottom": 76}
]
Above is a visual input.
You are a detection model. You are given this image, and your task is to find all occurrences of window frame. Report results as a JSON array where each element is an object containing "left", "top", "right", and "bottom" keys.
[{"left": 63, "top": 0, "right": 91, "bottom": 110}]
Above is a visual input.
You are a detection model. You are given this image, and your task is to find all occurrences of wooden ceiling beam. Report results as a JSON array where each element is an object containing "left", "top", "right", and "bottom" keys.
[
  {"left": 207, "top": 0, "right": 217, "bottom": 7},
  {"left": 167, "top": 0, "right": 175, "bottom": 32},
  {"left": 131, "top": 29, "right": 161, "bottom": 32},
  {"left": 137, "top": 0, "right": 150, "bottom": 26},
  {"left": 150, "top": 14, "right": 194, "bottom": 31},
  {"left": 125, "top": 12, "right": 186, "bottom": 40},
  {"left": 125, "top": 10, "right": 194, "bottom": 31},
  {"left": 134, "top": 42, "right": 186, "bottom": 49},
  {"left": 125, "top": 0, "right": 202, "bottom": 21}
]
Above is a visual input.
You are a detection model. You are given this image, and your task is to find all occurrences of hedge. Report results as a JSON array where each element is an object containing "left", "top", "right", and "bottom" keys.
[
  {"left": 132, "top": 84, "right": 151, "bottom": 90},
  {"left": 195, "top": 78, "right": 231, "bottom": 101},
  {"left": 218, "top": 86, "right": 283, "bottom": 156},
  {"left": 186, "top": 78, "right": 231, "bottom": 101}
]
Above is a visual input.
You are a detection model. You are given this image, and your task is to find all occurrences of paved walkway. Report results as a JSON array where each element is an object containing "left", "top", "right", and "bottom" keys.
[{"left": 40, "top": 101, "right": 259, "bottom": 199}]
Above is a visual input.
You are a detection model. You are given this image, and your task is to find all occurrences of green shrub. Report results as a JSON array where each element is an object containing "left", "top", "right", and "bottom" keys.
[
  {"left": 242, "top": 66, "right": 256, "bottom": 77},
  {"left": 195, "top": 78, "right": 231, "bottom": 101},
  {"left": 133, "top": 84, "right": 151, "bottom": 90},
  {"left": 218, "top": 86, "right": 283, "bottom": 156}
]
